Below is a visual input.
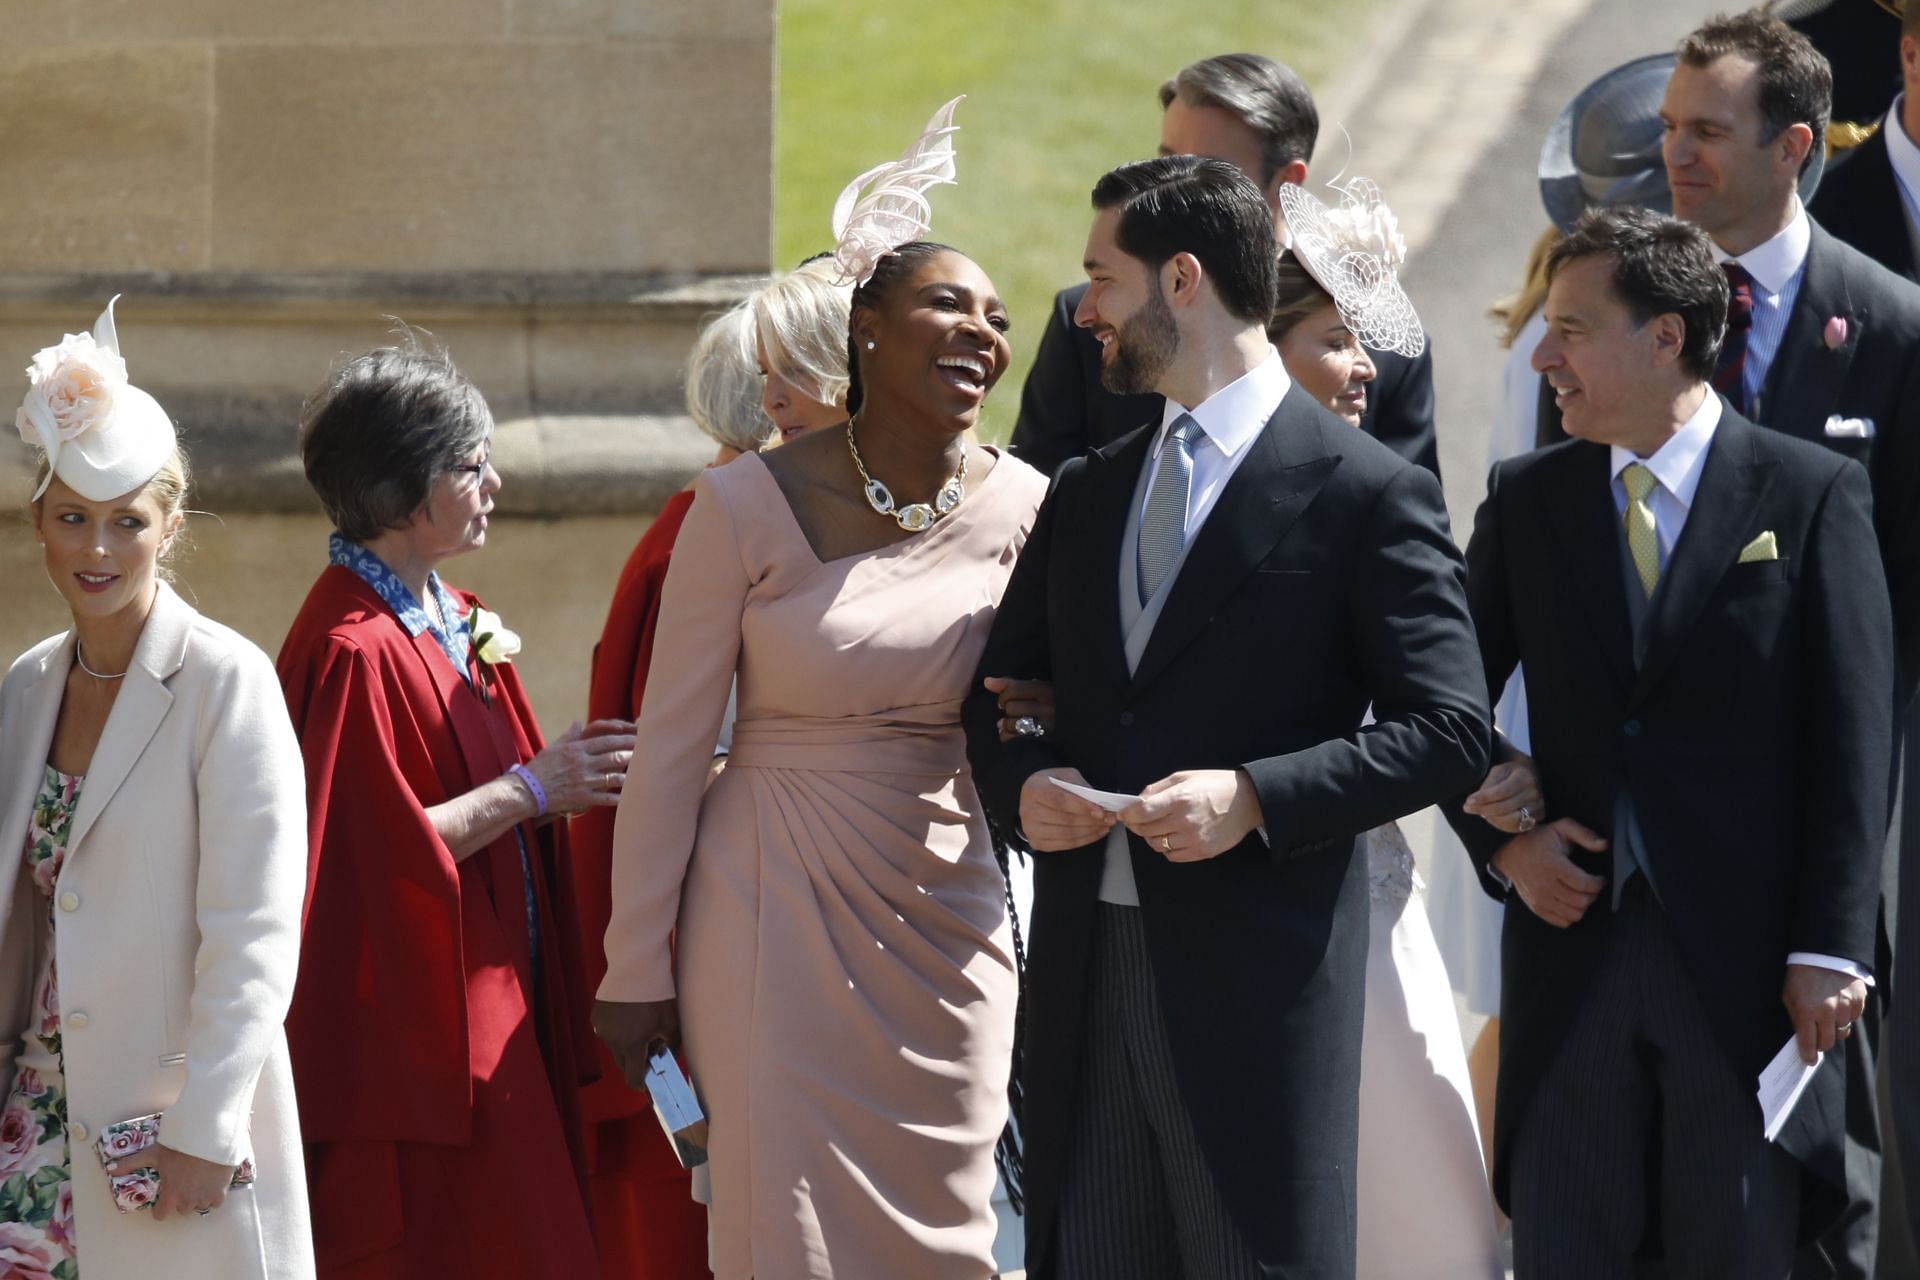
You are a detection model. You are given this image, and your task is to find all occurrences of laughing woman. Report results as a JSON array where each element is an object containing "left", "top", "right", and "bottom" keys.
[
  {"left": 0, "top": 300, "right": 314, "bottom": 1278},
  {"left": 276, "top": 341, "right": 633, "bottom": 1280}
]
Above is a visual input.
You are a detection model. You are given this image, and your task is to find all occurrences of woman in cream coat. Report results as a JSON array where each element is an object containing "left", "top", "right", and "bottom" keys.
[{"left": 0, "top": 301, "right": 313, "bottom": 1278}]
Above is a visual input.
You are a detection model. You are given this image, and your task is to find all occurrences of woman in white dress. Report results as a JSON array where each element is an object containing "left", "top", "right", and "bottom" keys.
[{"left": 1269, "top": 178, "right": 1509, "bottom": 1279}]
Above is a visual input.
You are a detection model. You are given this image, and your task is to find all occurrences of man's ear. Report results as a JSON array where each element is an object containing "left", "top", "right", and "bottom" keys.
[
  {"left": 1777, "top": 121, "right": 1815, "bottom": 177},
  {"left": 1164, "top": 252, "right": 1206, "bottom": 308},
  {"left": 1648, "top": 311, "right": 1688, "bottom": 369}
]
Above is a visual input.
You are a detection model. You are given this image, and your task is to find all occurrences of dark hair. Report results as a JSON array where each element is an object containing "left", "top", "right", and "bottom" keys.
[
  {"left": 1677, "top": 10, "right": 1832, "bottom": 174},
  {"left": 1267, "top": 250, "right": 1337, "bottom": 342},
  {"left": 300, "top": 337, "right": 494, "bottom": 543},
  {"left": 1090, "top": 156, "right": 1279, "bottom": 325},
  {"left": 1159, "top": 53, "right": 1319, "bottom": 184},
  {"left": 1546, "top": 205, "right": 1728, "bottom": 380},
  {"left": 843, "top": 240, "right": 955, "bottom": 417}
]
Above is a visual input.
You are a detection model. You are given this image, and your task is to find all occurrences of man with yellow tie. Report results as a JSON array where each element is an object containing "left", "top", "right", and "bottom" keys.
[{"left": 1442, "top": 204, "right": 1895, "bottom": 1278}]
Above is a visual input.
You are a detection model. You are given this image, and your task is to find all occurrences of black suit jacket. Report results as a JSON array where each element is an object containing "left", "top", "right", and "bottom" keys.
[
  {"left": 965, "top": 388, "right": 1489, "bottom": 1276},
  {"left": 1444, "top": 408, "right": 1893, "bottom": 1231},
  {"left": 1534, "top": 221, "right": 1920, "bottom": 697},
  {"left": 1811, "top": 128, "right": 1919, "bottom": 285},
  {"left": 1009, "top": 281, "right": 1440, "bottom": 481}
]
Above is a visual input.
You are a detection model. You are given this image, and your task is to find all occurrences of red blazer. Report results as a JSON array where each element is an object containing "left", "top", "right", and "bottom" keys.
[
  {"left": 571, "top": 488, "right": 695, "bottom": 1123},
  {"left": 277, "top": 566, "right": 598, "bottom": 1157}
]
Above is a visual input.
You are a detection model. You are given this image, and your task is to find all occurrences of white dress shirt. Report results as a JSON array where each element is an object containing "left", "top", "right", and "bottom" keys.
[
  {"left": 1883, "top": 95, "right": 1920, "bottom": 264},
  {"left": 1712, "top": 202, "right": 1811, "bottom": 413},
  {"left": 1137, "top": 348, "right": 1293, "bottom": 543},
  {"left": 1609, "top": 390, "right": 1870, "bottom": 985}
]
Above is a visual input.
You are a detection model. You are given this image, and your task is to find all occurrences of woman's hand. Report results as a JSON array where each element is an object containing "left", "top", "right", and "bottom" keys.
[
  {"left": 112, "top": 1142, "right": 237, "bottom": 1221},
  {"left": 1463, "top": 753, "right": 1545, "bottom": 834},
  {"left": 983, "top": 676, "right": 1057, "bottom": 742},
  {"left": 593, "top": 998, "right": 682, "bottom": 1090},
  {"left": 525, "top": 718, "right": 637, "bottom": 814}
]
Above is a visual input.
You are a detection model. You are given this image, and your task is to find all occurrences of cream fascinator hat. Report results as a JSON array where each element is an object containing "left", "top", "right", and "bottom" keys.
[
  {"left": 16, "top": 296, "right": 176, "bottom": 502},
  {"left": 828, "top": 95, "right": 964, "bottom": 287},
  {"left": 1277, "top": 178, "right": 1426, "bottom": 358}
]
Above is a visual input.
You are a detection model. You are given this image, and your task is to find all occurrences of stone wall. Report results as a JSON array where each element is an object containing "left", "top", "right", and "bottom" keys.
[{"left": 0, "top": 0, "right": 774, "bottom": 725}]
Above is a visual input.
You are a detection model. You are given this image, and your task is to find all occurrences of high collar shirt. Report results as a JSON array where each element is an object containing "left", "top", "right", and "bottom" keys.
[
  {"left": 1712, "top": 201, "right": 1812, "bottom": 410},
  {"left": 329, "top": 532, "right": 473, "bottom": 679},
  {"left": 1602, "top": 392, "right": 1866, "bottom": 983},
  {"left": 1137, "top": 349, "right": 1294, "bottom": 542},
  {"left": 1883, "top": 95, "right": 1920, "bottom": 255}
]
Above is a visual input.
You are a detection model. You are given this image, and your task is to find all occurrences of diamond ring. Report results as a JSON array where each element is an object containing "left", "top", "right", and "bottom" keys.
[{"left": 1014, "top": 716, "right": 1045, "bottom": 738}]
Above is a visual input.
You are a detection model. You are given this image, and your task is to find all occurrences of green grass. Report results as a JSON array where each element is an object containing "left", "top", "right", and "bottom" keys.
[{"left": 773, "top": 0, "right": 1389, "bottom": 442}]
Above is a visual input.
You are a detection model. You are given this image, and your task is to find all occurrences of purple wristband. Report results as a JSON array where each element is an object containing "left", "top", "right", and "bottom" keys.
[{"left": 509, "top": 763, "right": 548, "bottom": 818}]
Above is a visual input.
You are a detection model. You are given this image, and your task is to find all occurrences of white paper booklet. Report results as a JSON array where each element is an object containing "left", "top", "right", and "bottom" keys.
[
  {"left": 1049, "top": 777, "right": 1141, "bottom": 813},
  {"left": 1757, "top": 1037, "right": 1822, "bottom": 1143}
]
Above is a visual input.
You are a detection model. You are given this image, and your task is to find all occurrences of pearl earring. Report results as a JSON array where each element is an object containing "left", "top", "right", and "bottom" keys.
[{"left": 866, "top": 340, "right": 876, "bottom": 351}]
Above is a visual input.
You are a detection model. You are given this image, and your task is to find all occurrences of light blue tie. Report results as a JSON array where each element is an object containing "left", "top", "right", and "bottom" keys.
[{"left": 1138, "top": 414, "right": 1202, "bottom": 604}]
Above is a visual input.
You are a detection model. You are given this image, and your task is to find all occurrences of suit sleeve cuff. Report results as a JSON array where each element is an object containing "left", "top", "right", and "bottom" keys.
[{"left": 1787, "top": 952, "right": 1875, "bottom": 986}]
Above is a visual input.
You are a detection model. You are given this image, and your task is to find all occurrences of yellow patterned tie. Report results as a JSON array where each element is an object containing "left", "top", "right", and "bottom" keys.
[{"left": 1621, "top": 462, "right": 1661, "bottom": 599}]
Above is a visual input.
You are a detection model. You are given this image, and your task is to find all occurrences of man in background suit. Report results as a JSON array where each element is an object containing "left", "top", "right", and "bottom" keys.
[
  {"left": 1810, "top": 2, "right": 1919, "bottom": 284},
  {"left": 1009, "top": 53, "right": 1439, "bottom": 481},
  {"left": 1448, "top": 205, "right": 1891, "bottom": 1278},
  {"left": 964, "top": 156, "right": 1487, "bottom": 1278},
  {"left": 1661, "top": 13, "right": 1920, "bottom": 1274}
]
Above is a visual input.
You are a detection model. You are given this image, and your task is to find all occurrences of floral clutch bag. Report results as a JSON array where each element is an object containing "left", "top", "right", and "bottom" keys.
[{"left": 93, "top": 1113, "right": 255, "bottom": 1213}]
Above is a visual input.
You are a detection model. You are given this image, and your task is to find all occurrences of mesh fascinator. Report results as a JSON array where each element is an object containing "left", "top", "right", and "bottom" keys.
[
  {"left": 828, "top": 96, "right": 965, "bottom": 287},
  {"left": 1277, "top": 178, "right": 1425, "bottom": 358},
  {"left": 16, "top": 296, "right": 176, "bottom": 502}
]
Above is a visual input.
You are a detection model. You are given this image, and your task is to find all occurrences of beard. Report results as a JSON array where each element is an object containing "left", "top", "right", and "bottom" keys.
[{"left": 1099, "top": 279, "right": 1179, "bottom": 396}]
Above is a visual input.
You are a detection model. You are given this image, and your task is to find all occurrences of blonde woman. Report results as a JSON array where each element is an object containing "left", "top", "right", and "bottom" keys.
[
  {"left": 753, "top": 257, "right": 854, "bottom": 441},
  {"left": 0, "top": 300, "right": 314, "bottom": 1278}
]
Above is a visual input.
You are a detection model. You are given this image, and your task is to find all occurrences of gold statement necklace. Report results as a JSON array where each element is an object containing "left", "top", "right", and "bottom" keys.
[{"left": 846, "top": 423, "right": 968, "bottom": 533}]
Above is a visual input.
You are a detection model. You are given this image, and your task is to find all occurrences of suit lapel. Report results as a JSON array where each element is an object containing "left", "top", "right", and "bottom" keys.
[
  {"left": 67, "top": 584, "right": 193, "bottom": 857},
  {"left": 1630, "top": 415, "right": 1777, "bottom": 708},
  {"left": 1079, "top": 425, "right": 1155, "bottom": 692},
  {"left": 1542, "top": 444, "right": 1637, "bottom": 697},
  {"left": 0, "top": 650, "right": 68, "bottom": 933},
  {"left": 1759, "top": 225, "right": 1860, "bottom": 440},
  {"left": 1854, "top": 136, "right": 1916, "bottom": 281},
  {"left": 1128, "top": 391, "right": 1339, "bottom": 697}
]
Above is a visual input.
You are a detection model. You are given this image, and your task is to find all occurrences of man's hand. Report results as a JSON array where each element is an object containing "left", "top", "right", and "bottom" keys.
[
  {"left": 983, "top": 675, "right": 1057, "bottom": 742},
  {"left": 1463, "top": 753, "right": 1545, "bottom": 835},
  {"left": 593, "top": 997, "right": 681, "bottom": 1089},
  {"left": 1018, "top": 768, "right": 1117, "bottom": 851},
  {"left": 1490, "top": 818, "right": 1609, "bottom": 928},
  {"left": 1119, "top": 769, "right": 1263, "bottom": 863},
  {"left": 1783, "top": 964, "right": 1869, "bottom": 1065}
]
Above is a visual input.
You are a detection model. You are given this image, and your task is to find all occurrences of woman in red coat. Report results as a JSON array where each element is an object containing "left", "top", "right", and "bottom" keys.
[
  {"left": 277, "top": 341, "right": 636, "bottom": 1279},
  {"left": 573, "top": 270, "right": 850, "bottom": 1279}
]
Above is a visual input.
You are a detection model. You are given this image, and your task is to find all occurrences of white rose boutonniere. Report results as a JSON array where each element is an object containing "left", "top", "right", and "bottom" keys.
[{"left": 467, "top": 606, "right": 523, "bottom": 665}]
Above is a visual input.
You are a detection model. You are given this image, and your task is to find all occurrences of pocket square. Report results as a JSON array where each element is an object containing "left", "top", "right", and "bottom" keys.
[
  {"left": 1738, "top": 531, "right": 1779, "bottom": 563},
  {"left": 1824, "top": 415, "right": 1875, "bottom": 439}
]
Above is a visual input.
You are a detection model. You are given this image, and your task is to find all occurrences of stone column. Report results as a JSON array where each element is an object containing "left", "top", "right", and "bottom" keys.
[{"left": 0, "top": 0, "right": 773, "bottom": 722}]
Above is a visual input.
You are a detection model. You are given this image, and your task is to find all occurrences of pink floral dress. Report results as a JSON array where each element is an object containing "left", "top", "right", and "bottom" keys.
[{"left": 0, "top": 767, "right": 83, "bottom": 1278}]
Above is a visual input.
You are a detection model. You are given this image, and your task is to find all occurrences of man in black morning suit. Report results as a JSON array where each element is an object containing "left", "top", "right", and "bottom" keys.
[
  {"left": 1445, "top": 206, "right": 1892, "bottom": 1278},
  {"left": 1009, "top": 53, "right": 1439, "bottom": 481},
  {"left": 1808, "top": 3, "right": 1918, "bottom": 285},
  {"left": 963, "top": 157, "right": 1488, "bottom": 1279}
]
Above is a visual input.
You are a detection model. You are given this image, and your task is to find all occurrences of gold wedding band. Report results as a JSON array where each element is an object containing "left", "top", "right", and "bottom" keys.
[{"left": 1160, "top": 835, "right": 1172, "bottom": 853}]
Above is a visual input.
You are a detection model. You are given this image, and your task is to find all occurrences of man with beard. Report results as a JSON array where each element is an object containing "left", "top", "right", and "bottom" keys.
[
  {"left": 1010, "top": 53, "right": 1439, "bottom": 481},
  {"left": 963, "top": 156, "right": 1488, "bottom": 1279}
]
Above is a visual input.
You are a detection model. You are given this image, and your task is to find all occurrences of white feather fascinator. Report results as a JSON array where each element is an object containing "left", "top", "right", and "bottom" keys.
[
  {"left": 829, "top": 96, "right": 965, "bottom": 287},
  {"left": 1277, "top": 177, "right": 1426, "bottom": 358}
]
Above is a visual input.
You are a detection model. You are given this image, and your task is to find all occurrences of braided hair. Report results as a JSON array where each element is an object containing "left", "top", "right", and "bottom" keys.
[{"left": 843, "top": 241, "right": 958, "bottom": 418}]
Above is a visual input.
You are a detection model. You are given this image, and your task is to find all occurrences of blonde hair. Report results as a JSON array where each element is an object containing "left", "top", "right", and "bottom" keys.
[
  {"left": 686, "top": 302, "right": 776, "bottom": 455},
  {"left": 1490, "top": 226, "right": 1562, "bottom": 350},
  {"left": 753, "top": 259, "right": 852, "bottom": 412},
  {"left": 1267, "top": 250, "right": 1338, "bottom": 344}
]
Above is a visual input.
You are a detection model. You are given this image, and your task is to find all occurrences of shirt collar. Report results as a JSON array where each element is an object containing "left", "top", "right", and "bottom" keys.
[
  {"left": 1885, "top": 96, "right": 1920, "bottom": 205},
  {"left": 1713, "top": 200, "right": 1811, "bottom": 295},
  {"left": 1608, "top": 389, "right": 1723, "bottom": 509},
  {"left": 1156, "top": 348, "right": 1293, "bottom": 460},
  {"left": 328, "top": 533, "right": 472, "bottom": 674}
]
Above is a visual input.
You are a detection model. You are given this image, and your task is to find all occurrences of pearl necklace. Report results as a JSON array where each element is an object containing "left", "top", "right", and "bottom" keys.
[
  {"left": 846, "top": 424, "right": 968, "bottom": 533},
  {"left": 75, "top": 643, "right": 128, "bottom": 680}
]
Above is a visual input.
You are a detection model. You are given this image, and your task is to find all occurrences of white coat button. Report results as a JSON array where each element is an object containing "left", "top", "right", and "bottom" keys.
[
  {"left": 65, "top": 1011, "right": 89, "bottom": 1029},
  {"left": 70, "top": 1121, "right": 88, "bottom": 1142},
  {"left": 58, "top": 892, "right": 79, "bottom": 912}
]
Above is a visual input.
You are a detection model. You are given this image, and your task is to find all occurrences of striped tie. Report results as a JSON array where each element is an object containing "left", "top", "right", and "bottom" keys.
[
  {"left": 1621, "top": 462, "right": 1662, "bottom": 599},
  {"left": 1138, "top": 414, "right": 1202, "bottom": 604},
  {"left": 1711, "top": 263, "right": 1755, "bottom": 413}
]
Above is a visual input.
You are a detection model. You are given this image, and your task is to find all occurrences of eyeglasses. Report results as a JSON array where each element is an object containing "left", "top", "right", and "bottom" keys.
[{"left": 449, "top": 453, "right": 492, "bottom": 482}]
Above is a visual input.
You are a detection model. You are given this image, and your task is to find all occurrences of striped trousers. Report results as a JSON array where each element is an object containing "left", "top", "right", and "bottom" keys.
[
  {"left": 1510, "top": 882, "right": 1801, "bottom": 1278},
  {"left": 1054, "top": 905, "right": 1266, "bottom": 1280}
]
